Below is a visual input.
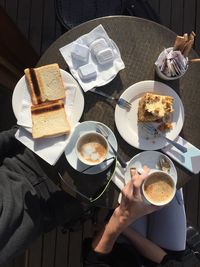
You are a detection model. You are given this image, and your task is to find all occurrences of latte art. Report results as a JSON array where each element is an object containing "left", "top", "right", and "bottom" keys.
[
  {"left": 77, "top": 133, "right": 108, "bottom": 165},
  {"left": 80, "top": 141, "right": 107, "bottom": 163}
]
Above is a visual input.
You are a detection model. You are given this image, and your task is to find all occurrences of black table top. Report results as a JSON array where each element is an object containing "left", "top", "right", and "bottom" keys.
[{"left": 37, "top": 16, "right": 200, "bottom": 208}]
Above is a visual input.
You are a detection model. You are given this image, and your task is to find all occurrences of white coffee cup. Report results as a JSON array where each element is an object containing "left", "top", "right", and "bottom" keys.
[
  {"left": 142, "top": 169, "right": 176, "bottom": 206},
  {"left": 76, "top": 132, "right": 109, "bottom": 166}
]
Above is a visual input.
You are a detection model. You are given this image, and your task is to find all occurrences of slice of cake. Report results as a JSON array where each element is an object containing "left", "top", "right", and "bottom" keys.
[
  {"left": 31, "top": 100, "right": 70, "bottom": 139},
  {"left": 138, "top": 92, "right": 174, "bottom": 124},
  {"left": 25, "top": 63, "right": 65, "bottom": 105}
]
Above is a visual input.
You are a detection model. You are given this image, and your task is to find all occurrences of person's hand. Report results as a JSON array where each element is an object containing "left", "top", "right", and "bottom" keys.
[{"left": 113, "top": 166, "right": 160, "bottom": 230}]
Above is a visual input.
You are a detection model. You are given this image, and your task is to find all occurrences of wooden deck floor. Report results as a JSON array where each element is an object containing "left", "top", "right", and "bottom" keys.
[{"left": 0, "top": 0, "right": 200, "bottom": 266}]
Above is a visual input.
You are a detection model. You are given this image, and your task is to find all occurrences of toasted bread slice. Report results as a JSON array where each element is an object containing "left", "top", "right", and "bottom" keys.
[
  {"left": 31, "top": 100, "right": 70, "bottom": 139},
  {"left": 25, "top": 63, "right": 65, "bottom": 105},
  {"left": 138, "top": 92, "right": 174, "bottom": 122}
]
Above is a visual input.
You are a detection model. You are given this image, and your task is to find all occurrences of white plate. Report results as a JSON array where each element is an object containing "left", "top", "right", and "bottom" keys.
[
  {"left": 115, "top": 80, "right": 184, "bottom": 150},
  {"left": 64, "top": 121, "right": 117, "bottom": 174},
  {"left": 12, "top": 69, "right": 85, "bottom": 131},
  {"left": 124, "top": 151, "right": 177, "bottom": 185}
]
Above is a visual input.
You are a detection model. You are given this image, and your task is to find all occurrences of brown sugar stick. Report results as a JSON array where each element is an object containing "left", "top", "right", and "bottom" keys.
[
  {"left": 173, "top": 35, "right": 185, "bottom": 52},
  {"left": 182, "top": 39, "right": 194, "bottom": 57},
  {"left": 183, "top": 33, "right": 188, "bottom": 42}
]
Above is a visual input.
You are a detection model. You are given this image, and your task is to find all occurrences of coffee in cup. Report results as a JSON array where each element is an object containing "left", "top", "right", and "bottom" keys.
[
  {"left": 76, "top": 132, "right": 108, "bottom": 166},
  {"left": 142, "top": 171, "right": 176, "bottom": 206}
]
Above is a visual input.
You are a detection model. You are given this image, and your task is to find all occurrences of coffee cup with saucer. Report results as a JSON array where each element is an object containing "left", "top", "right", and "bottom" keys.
[
  {"left": 124, "top": 151, "right": 177, "bottom": 205},
  {"left": 64, "top": 121, "right": 117, "bottom": 175},
  {"left": 75, "top": 131, "right": 109, "bottom": 166}
]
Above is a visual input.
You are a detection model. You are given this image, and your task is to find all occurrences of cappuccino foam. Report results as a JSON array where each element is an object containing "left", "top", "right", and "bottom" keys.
[
  {"left": 144, "top": 173, "right": 174, "bottom": 204},
  {"left": 78, "top": 134, "right": 107, "bottom": 164}
]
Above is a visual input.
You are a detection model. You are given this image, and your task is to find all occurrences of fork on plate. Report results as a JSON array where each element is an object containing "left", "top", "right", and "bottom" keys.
[
  {"left": 90, "top": 89, "right": 132, "bottom": 110},
  {"left": 143, "top": 124, "right": 187, "bottom": 153},
  {"left": 96, "top": 124, "right": 127, "bottom": 168}
]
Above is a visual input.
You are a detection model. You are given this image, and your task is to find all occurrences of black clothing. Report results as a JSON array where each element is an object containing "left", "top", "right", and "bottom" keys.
[
  {"left": 0, "top": 127, "right": 83, "bottom": 264},
  {"left": 83, "top": 239, "right": 199, "bottom": 267}
]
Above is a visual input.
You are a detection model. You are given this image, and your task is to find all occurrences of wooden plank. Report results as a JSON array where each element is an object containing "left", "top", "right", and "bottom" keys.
[
  {"left": 41, "top": 0, "right": 57, "bottom": 54},
  {"left": 183, "top": 176, "right": 200, "bottom": 228},
  {"left": 183, "top": 0, "right": 196, "bottom": 33},
  {"left": 171, "top": 0, "right": 184, "bottom": 35},
  {"left": 0, "top": 260, "right": 14, "bottom": 267},
  {"left": 27, "top": 236, "right": 43, "bottom": 267},
  {"left": 55, "top": 20, "right": 64, "bottom": 40},
  {"left": 159, "top": 0, "right": 171, "bottom": 28},
  {"left": 0, "top": 0, "right": 6, "bottom": 7},
  {"left": 16, "top": 0, "right": 31, "bottom": 39},
  {"left": 4, "top": 0, "right": 18, "bottom": 23},
  {"left": 149, "top": 0, "right": 160, "bottom": 14},
  {"left": 13, "top": 252, "right": 28, "bottom": 267},
  {"left": 54, "top": 228, "right": 69, "bottom": 267},
  {"left": 29, "top": 0, "right": 45, "bottom": 55},
  {"left": 195, "top": 0, "right": 200, "bottom": 55},
  {"left": 68, "top": 229, "right": 83, "bottom": 267},
  {"left": 41, "top": 229, "right": 57, "bottom": 267},
  {"left": 82, "top": 219, "right": 93, "bottom": 240},
  {"left": 197, "top": 173, "right": 200, "bottom": 229}
]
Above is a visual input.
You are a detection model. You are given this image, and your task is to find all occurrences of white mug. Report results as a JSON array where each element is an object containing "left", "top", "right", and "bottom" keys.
[{"left": 142, "top": 169, "right": 176, "bottom": 206}]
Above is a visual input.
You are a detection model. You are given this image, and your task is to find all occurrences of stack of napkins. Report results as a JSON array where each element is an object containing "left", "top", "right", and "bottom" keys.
[
  {"left": 59, "top": 24, "right": 125, "bottom": 92},
  {"left": 155, "top": 48, "right": 188, "bottom": 77},
  {"left": 15, "top": 83, "right": 76, "bottom": 165}
]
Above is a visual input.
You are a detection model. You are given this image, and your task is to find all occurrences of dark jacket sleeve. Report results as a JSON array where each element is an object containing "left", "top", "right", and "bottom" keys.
[
  {"left": 0, "top": 126, "right": 21, "bottom": 164},
  {"left": 0, "top": 127, "right": 84, "bottom": 264},
  {"left": 0, "top": 166, "right": 42, "bottom": 265}
]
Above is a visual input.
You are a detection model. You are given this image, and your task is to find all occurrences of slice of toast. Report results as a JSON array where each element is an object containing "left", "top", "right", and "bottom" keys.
[
  {"left": 25, "top": 63, "right": 65, "bottom": 105},
  {"left": 31, "top": 100, "right": 70, "bottom": 139}
]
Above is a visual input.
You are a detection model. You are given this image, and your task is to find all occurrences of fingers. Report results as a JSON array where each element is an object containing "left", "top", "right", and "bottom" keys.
[
  {"left": 130, "top": 166, "right": 150, "bottom": 187},
  {"left": 123, "top": 166, "right": 150, "bottom": 200},
  {"left": 129, "top": 166, "right": 150, "bottom": 198}
]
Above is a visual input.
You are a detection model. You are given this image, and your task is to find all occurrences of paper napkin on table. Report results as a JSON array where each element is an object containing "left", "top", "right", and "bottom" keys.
[
  {"left": 111, "top": 161, "right": 127, "bottom": 203},
  {"left": 59, "top": 24, "right": 125, "bottom": 92},
  {"left": 15, "top": 127, "right": 73, "bottom": 165},
  {"left": 112, "top": 161, "right": 126, "bottom": 190},
  {"left": 162, "top": 136, "right": 200, "bottom": 174},
  {"left": 15, "top": 83, "right": 76, "bottom": 165}
]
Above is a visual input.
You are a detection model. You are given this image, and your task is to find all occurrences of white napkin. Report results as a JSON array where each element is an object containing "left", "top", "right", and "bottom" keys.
[
  {"left": 17, "top": 83, "right": 32, "bottom": 128},
  {"left": 59, "top": 24, "right": 125, "bottom": 92},
  {"left": 111, "top": 161, "right": 127, "bottom": 204},
  {"left": 15, "top": 127, "right": 74, "bottom": 165},
  {"left": 112, "top": 161, "right": 126, "bottom": 190},
  {"left": 162, "top": 136, "right": 200, "bottom": 174},
  {"left": 15, "top": 82, "right": 76, "bottom": 165}
]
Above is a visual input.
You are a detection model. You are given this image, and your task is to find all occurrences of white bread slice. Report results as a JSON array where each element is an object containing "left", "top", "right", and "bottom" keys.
[
  {"left": 31, "top": 100, "right": 70, "bottom": 139},
  {"left": 25, "top": 63, "right": 65, "bottom": 105}
]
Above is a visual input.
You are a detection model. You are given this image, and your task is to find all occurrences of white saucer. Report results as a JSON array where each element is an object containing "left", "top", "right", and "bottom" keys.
[
  {"left": 124, "top": 151, "right": 177, "bottom": 184},
  {"left": 64, "top": 121, "right": 118, "bottom": 174},
  {"left": 115, "top": 80, "right": 184, "bottom": 150}
]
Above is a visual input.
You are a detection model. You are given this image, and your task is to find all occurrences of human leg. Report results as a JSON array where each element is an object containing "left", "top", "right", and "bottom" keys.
[{"left": 147, "top": 189, "right": 186, "bottom": 251}]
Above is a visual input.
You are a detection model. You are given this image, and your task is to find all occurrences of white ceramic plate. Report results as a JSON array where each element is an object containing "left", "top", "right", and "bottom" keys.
[
  {"left": 64, "top": 121, "right": 117, "bottom": 175},
  {"left": 124, "top": 151, "right": 177, "bottom": 185},
  {"left": 12, "top": 69, "right": 85, "bottom": 131},
  {"left": 115, "top": 80, "right": 184, "bottom": 150}
]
